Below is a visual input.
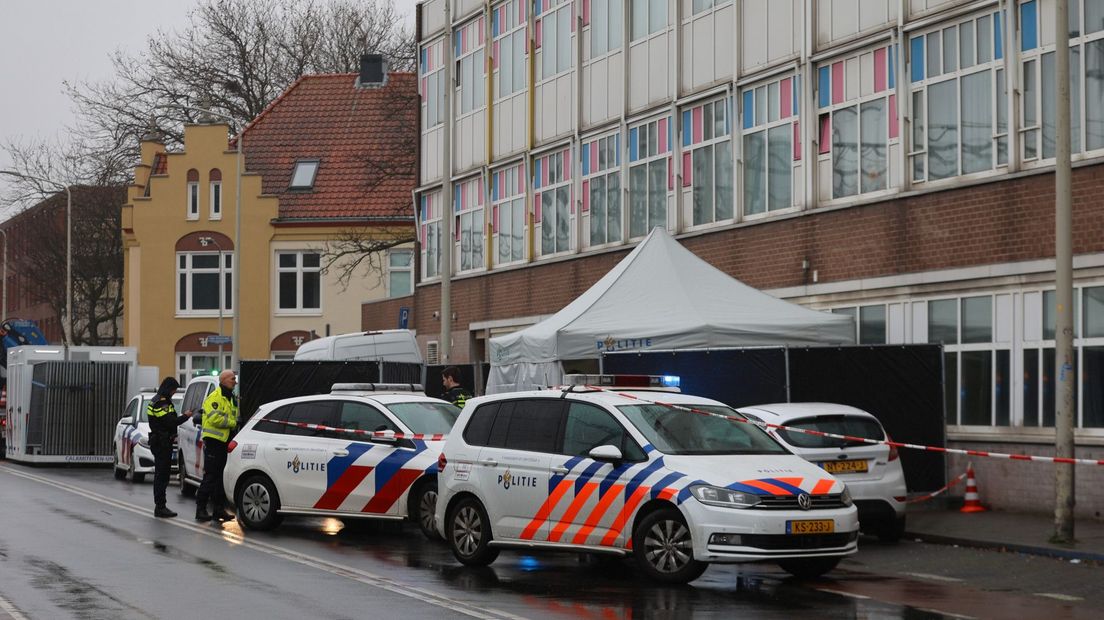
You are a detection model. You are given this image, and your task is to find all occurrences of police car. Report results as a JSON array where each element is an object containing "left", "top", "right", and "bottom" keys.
[
  {"left": 737, "top": 403, "right": 908, "bottom": 542},
  {"left": 175, "top": 373, "right": 224, "bottom": 496},
  {"left": 223, "top": 383, "right": 460, "bottom": 538},
  {"left": 112, "top": 389, "right": 184, "bottom": 482},
  {"left": 435, "top": 375, "right": 859, "bottom": 584}
]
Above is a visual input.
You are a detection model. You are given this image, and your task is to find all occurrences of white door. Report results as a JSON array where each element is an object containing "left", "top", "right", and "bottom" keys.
[{"left": 273, "top": 400, "right": 342, "bottom": 509}]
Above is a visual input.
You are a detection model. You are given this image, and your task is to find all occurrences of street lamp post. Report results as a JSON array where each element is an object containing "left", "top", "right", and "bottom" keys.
[
  {"left": 0, "top": 227, "right": 7, "bottom": 322},
  {"left": 198, "top": 236, "right": 225, "bottom": 367},
  {"left": 0, "top": 170, "right": 72, "bottom": 345}
]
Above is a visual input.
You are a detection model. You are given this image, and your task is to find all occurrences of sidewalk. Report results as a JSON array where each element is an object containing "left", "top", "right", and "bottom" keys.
[{"left": 905, "top": 508, "right": 1104, "bottom": 563}]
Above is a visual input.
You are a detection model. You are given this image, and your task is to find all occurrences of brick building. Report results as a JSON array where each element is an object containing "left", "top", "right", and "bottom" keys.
[{"left": 361, "top": 1, "right": 1104, "bottom": 515}]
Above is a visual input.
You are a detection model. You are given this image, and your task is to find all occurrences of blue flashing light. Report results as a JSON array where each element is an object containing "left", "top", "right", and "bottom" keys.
[{"left": 661, "top": 375, "right": 681, "bottom": 388}]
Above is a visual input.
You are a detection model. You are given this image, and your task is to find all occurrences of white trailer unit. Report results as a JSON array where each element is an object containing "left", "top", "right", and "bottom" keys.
[{"left": 3, "top": 346, "right": 141, "bottom": 464}]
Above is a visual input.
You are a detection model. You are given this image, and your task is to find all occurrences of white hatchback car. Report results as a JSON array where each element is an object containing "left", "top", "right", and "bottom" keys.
[
  {"left": 737, "top": 403, "right": 907, "bottom": 542},
  {"left": 112, "top": 389, "right": 184, "bottom": 482},
  {"left": 223, "top": 384, "right": 460, "bottom": 537},
  {"left": 436, "top": 377, "right": 859, "bottom": 584}
]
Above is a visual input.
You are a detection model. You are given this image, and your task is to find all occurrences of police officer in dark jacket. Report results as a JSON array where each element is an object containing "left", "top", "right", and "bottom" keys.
[
  {"left": 441, "top": 366, "right": 471, "bottom": 408},
  {"left": 147, "top": 377, "right": 192, "bottom": 518}
]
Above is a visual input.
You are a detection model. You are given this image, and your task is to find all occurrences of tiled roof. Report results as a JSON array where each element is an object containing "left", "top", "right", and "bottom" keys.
[{"left": 239, "top": 73, "right": 418, "bottom": 221}]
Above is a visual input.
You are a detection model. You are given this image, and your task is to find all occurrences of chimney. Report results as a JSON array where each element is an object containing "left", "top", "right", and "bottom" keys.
[{"left": 357, "top": 53, "right": 387, "bottom": 88}]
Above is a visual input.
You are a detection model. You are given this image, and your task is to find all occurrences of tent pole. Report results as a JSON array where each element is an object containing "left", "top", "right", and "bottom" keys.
[{"left": 784, "top": 346, "right": 792, "bottom": 403}]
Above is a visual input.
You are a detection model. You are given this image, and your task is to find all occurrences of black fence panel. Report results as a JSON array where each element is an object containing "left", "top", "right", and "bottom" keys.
[
  {"left": 238, "top": 360, "right": 423, "bottom": 422},
  {"left": 602, "top": 348, "right": 789, "bottom": 407}
]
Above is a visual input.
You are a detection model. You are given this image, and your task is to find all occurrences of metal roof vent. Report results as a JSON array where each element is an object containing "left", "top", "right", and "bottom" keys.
[{"left": 357, "top": 53, "right": 387, "bottom": 88}]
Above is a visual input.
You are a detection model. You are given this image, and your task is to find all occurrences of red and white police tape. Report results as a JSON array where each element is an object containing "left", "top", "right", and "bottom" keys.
[
  {"left": 582, "top": 385, "right": 1104, "bottom": 467},
  {"left": 903, "top": 471, "right": 967, "bottom": 504},
  {"left": 268, "top": 419, "right": 447, "bottom": 441}
]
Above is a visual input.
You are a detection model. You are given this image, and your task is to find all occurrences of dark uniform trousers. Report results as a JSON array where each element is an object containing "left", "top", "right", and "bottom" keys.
[
  {"left": 196, "top": 439, "right": 228, "bottom": 512},
  {"left": 149, "top": 433, "right": 174, "bottom": 507}
]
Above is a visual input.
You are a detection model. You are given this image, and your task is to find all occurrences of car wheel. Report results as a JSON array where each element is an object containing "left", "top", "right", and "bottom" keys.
[
  {"left": 877, "top": 515, "right": 906, "bottom": 543},
  {"left": 113, "top": 451, "right": 126, "bottom": 480},
  {"left": 777, "top": 556, "right": 841, "bottom": 579},
  {"left": 129, "top": 454, "right": 145, "bottom": 483},
  {"left": 447, "top": 497, "right": 499, "bottom": 567},
  {"left": 632, "top": 507, "right": 708, "bottom": 584},
  {"left": 236, "top": 475, "right": 282, "bottom": 531},
  {"left": 409, "top": 479, "right": 441, "bottom": 540},
  {"left": 178, "top": 451, "right": 197, "bottom": 497}
]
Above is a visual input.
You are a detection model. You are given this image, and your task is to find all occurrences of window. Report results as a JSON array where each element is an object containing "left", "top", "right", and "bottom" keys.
[
  {"left": 562, "top": 402, "right": 645, "bottom": 460},
  {"left": 276, "top": 251, "right": 321, "bottom": 312},
  {"left": 587, "top": 0, "right": 623, "bottom": 57},
  {"left": 742, "top": 76, "right": 800, "bottom": 216},
  {"left": 338, "top": 401, "right": 396, "bottom": 435},
  {"left": 691, "top": 0, "right": 730, "bottom": 15},
  {"left": 463, "top": 402, "right": 500, "bottom": 446},
  {"left": 928, "top": 295, "right": 1009, "bottom": 427},
  {"left": 186, "top": 169, "right": 199, "bottom": 220},
  {"left": 631, "top": 0, "right": 667, "bottom": 40},
  {"left": 627, "top": 116, "right": 671, "bottom": 238},
  {"left": 533, "top": 147, "right": 573, "bottom": 255},
  {"left": 492, "top": 0, "right": 527, "bottom": 99},
  {"left": 419, "top": 191, "right": 443, "bottom": 279},
  {"left": 582, "top": 132, "right": 622, "bottom": 246},
  {"left": 487, "top": 400, "right": 564, "bottom": 453},
  {"left": 290, "top": 160, "right": 319, "bottom": 189},
  {"left": 176, "top": 355, "right": 230, "bottom": 387},
  {"left": 619, "top": 404, "right": 786, "bottom": 455},
  {"left": 388, "top": 250, "right": 413, "bottom": 298},
  {"left": 385, "top": 401, "right": 461, "bottom": 435},
  {"left": 910, "top": 12, "right": 1007, "bottom": 181},
  {"left": 817, "top": 45, "right": 897, "bottom": 198},
  {"left": 831, "top": 305, "right": 886, "bottom": 344},
  {"left": 454, "top": 177, "right": 486, "bottom": 271},
  {"left": 253, "top": 405, "right": 292, "bottom": 435},
  {"left": 177, "top": 252, "right": 232, "bottom": 314},
  {"left": 209, "top": 169, "right": 222, "bottom": 220},
  {"left": 284, "top": 401, "right": 339, "bottom": 437},
  {"left": 537, "top": 0, "right": 572, "bottom": 79},
  {"left": 1018, "top": 0, "right": 1104, "bottom": 161},
  {"left": 420, "top": 38, "right": 445, "bottom": 128},
  {"left": 682, "top": 98, "right": 732, "bottom": 226},
  {"left": 491, "top": 162, "right": 527, "bottom": 265},
  {"left": 456, "top": 16, "right": 487, "bottom": 116}
]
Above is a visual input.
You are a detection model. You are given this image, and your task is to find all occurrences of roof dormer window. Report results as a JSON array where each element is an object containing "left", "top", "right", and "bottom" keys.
[{"left": 290, "top": 159, "right": 320, "bottom": 190}]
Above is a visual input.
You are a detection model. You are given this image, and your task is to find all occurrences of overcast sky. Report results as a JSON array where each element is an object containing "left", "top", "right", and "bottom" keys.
[{"left": 0, "top": 0, "right": 420, "bottom": 207}]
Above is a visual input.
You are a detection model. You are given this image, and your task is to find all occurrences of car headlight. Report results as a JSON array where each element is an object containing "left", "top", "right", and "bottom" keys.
[
  {"left": 840, "top": 486, "right": 853, "bottom": 507},
  {"left": 689, "top": 484, "right": 761, "bottom": 509}
]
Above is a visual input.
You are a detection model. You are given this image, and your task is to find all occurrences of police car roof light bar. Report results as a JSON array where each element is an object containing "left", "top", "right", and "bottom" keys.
[
  {"left": 330, "top": 382, "right": 424, "bottom": 393},
  {"left": 562, "top": 374, "right": 681, "bottom": 390}
]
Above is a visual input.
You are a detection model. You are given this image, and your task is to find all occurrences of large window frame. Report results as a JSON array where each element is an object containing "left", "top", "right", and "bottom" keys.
[
  {"left": 533, "top": 146, "right": 573, "bottom": 256},
  {"left": 209, "top": 179, "right": 222, "bottom": 221},
  {"left": 176, "top": 252, "right": 233, "bottom": 317},
  {"left": 455, "top": 16, "right": 487, "bottom": 117},
  {"left": 630, "top": 0, "right": 668, "bottom": 41},
  {"left": 928, "top": 295, "right": 1012, "bottom": 428},
  {"left": 682, "top": 96, "right": 733, "bottom": 227},
  {"left": 536, "top": 0, "right": 573, "bottom": 81},
  {"left": 420, "top": 38, "right": 446, "bottom": 129},
  {"left": 491, "top": 162, "right": 528, "bottom": 266},
  {"left": 909, "top": 11, "right": 1007, "bottom": 183},
  {"left": 419, "top": 191, "right": 443, "bottom": 280},
  {"left": 627, "top": 115, "right": 671, "bottom": 238},
  {"left": 186, "top": 178, "right": 199, "bottom": 221},
  {"left": 582, "top": 131, "right": 622, "bottom": 247},
  {"left": 388, "top": 250, "right": 413, "bottom": 298},
  {"left": 275, "top": 251, "right": 321, "bottom": 314},
  {"left": 742, "top": 75, "right": 801, "bottom": 216},
  {"left": 586, "top": 0, "right": 624, "bottom": 59},
  {"left": 492, "top": 0, "right": 527, "bottom": 100},
  {"left": 455, "top": 176, "right": 486, "bottom": 272}
]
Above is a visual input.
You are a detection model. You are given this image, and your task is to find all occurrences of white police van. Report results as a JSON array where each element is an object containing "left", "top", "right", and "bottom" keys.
[
  {"left": 175, "top": 373, "right": 223, "bottom": 496},
  {"left": 222, "top": 383, "right": 459, "bottom": 537},
  {"left": 112, "top": 389, "right": 184, "bottom": 482},
  {"left": 436, "top": 375, "right": 859, "bottom": 584}
]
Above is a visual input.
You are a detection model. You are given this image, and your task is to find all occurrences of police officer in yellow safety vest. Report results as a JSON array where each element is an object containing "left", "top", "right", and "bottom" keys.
[
  {"left": 195, "top": 370, "right": 238, "bottom": 522},
  {"left": 147, "top": 377, "right": 192, "bottom": 518}
]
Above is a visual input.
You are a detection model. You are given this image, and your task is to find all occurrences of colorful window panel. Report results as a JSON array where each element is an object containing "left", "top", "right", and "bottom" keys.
[
  {"left": 742, "top": 76, "right": 800, "bottom": 215},
  {"left": 582, "top": 132, "right": 622, "bottom": 246},
  {"left": 533, "top": 147, "right": 573, "bottom": 255},
  {"left": 456, "top": 17, "right": 487, "bottom": 116},
  {"left": 817, "top": 46, "right": 897, "bottom": 199},
  {"left": 493, "top": 0, "right": 527, "bottom": 99},
  {"left": 535, "top": 0, "right": 573, "bottom": 80},
  {"left": 628, "top": 116, "right": 671, "bottom": 238},
  {"left": 420, "top": 39, "right": 445, "bottom": 128},
  {"left": 682, "top": 97, "right": 733, "bottom": 226},
  {"left": 454, "top": 177, "right": 486, "bottom": 271},
  {"left": 491, "top": 162, "right": 527, "bottom": 265},
  {"left": 909, "top": 11, "right": 1008, "bottom": 182},
  {"left": 419, "top": 192, "right": 442, "bottom": 279}
]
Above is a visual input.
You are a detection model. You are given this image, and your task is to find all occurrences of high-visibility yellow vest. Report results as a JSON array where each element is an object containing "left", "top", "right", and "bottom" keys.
[
  {"left": 201, "top": 389, "right": 238, "bottom": 442},
  {"left": 147, "top": 402, "right": 173, "bottom": 418}
]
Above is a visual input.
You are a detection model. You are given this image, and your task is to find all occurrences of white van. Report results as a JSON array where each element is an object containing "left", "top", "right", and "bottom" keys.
[{"left": 293, "top": 330, "right": 422, "bottom": 364}]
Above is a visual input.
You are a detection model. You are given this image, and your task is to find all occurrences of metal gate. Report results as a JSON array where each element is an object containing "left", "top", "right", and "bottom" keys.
[{"left": 27, "top": 362, "right": 130, "bottom": 456}]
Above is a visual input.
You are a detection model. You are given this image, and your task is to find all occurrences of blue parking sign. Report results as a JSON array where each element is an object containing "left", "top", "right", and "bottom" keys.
[{"left": 399, "top": 306, "right": 410, "bottom": 329}]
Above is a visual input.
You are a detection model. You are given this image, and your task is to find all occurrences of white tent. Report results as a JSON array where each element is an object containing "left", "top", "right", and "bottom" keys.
[{"left": 486, "top": 228, "right": 855, "bottom": 393}]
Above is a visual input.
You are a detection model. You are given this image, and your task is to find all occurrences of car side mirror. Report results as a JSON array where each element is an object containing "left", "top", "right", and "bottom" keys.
[
  {"left": 120, "top": 416, "right": 134, "bottom": 426},
  {"left": 588, "top": 445, "right": 623, "bottom": 463}
]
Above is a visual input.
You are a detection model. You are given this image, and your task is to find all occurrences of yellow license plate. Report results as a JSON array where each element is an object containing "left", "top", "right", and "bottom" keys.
[
  {"left": 787, "top": 519, "right": 835, "bottom": 534},
  {"left": 821, "top": 459, "right": 869, "bottom": 474}
]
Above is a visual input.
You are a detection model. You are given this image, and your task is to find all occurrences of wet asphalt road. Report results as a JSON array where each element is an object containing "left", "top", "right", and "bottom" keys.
[{"left": 0, "top": 463, "right": 1099, "bottom": 620}]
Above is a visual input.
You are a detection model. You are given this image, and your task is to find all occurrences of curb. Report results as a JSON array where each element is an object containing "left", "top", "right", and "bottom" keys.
[{"left": 905, "top": 530, "right": 1104, "bottom": 564}]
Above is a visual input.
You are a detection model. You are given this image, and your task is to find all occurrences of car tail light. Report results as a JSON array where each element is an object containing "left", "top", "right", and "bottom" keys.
[
  {"left": 437, "top": 453, "right": 447, "bottom": 472},
  {"left": 227, "top": 440, "right": 238, "bottom": 454},
  {"left": 886, "top": 434, "right": 899, "bottom": 461}
]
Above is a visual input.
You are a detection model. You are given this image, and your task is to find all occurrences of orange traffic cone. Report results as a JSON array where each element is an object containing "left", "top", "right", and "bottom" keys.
[{"left": 960, "top": 463, "right": 987, "bottom": 513}]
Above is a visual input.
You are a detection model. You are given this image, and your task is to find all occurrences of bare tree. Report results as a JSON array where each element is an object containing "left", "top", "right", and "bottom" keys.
[{"left": 65, "top": 0, "right": 414, "bottom": 184}]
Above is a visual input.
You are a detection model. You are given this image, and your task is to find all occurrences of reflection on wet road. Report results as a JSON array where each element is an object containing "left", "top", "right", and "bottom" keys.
[{"left": 0, "top": 463, "right": 1097, "bottom": 619}]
